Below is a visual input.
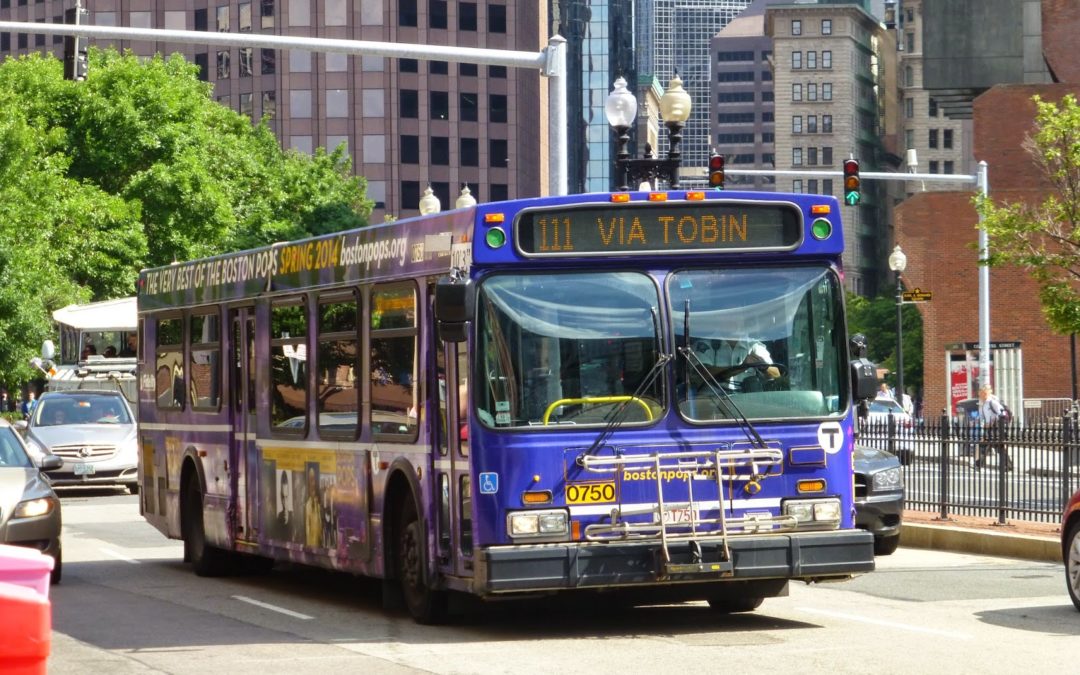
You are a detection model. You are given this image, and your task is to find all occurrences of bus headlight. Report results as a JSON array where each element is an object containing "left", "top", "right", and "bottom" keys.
[
  {"left": 783, "top": 498, "right": 841, "bottom": 529},
  {"left": 507, "top": 509, "right": 569, "bottom": 539}
]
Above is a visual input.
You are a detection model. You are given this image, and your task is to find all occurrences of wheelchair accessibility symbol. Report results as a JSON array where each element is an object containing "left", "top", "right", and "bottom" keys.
[{"left": 479, "top": 472, "right": 499, "bottom": 495}]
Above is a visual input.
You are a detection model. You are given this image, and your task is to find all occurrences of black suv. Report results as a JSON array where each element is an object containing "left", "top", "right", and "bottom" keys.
[{"left": 853, "top": 443, "right": 905, "bottom": 555}]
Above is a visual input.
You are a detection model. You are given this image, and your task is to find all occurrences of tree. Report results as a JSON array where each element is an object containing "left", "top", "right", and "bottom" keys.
[
  {"left": 847, "top": 291, "right": 924, "bottom": 398},
  {"left": 976, "top": 93, "right": 1080, "bottom": 334},
  {"left": 0, "top": 49, "right": 374, "bottom": 388}
]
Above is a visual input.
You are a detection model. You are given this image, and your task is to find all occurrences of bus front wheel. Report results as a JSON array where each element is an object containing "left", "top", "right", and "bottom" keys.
[
  {"left": 396, "top": 499, "right": 447, "bottom": 624},
  {"left": 707, "top": 596, "right": 764, "bottom": 613},
  {"left": 182, "top": 474, "right": 230, "bottom": 577}
]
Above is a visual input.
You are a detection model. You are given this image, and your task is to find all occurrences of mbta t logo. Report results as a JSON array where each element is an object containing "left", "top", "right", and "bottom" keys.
[{"left": 843, "top": 159, "right": 861, "bottom": 205}]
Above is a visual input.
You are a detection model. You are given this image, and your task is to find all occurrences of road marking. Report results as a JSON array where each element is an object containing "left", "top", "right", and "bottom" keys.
[
  {"left": 98, "top": 547, "right": 140, "bottom": 564},
  {"left": 797, "top": 607, "right": 973, "bottom": 640},
  {"left": 232, "top": 595, "right": 314, "bottom": 620}
]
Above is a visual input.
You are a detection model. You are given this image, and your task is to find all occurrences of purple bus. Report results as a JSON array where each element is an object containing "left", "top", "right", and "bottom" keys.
[{"left": 137, "top": 188, "right": 879, "bottom": 623}]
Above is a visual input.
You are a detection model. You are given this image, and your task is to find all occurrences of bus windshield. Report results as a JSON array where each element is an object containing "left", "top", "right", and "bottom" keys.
[
  {"left": 672, "top": 265, "right": 847, "bottom": 421},
  {"left": 475, "top": 272, "right": 663, "bottom": 428}
]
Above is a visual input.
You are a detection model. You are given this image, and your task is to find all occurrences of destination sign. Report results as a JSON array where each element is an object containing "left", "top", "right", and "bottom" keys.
[{"left": 516, "top": 203, "right": 803, "bottom": 255}]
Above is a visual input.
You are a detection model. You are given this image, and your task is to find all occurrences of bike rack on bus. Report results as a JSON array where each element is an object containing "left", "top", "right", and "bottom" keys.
[{"left": 577, "top": 448, "right": 794, "bottom": 577}]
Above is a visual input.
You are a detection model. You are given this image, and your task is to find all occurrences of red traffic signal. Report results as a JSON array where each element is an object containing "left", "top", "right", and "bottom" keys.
[
  {"left": 708, "top": 153, "right": 726, "bottom": 190},
  {"left": 843, "top": 159, "right": 861, "bottom": 205}
]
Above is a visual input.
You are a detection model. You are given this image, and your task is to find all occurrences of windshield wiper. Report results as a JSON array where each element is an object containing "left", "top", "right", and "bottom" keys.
[
  {"left": 679, "top": 299, "right": 767, "bottom": 449},
  {"left": 580, "top": 307, "right": 669, "bottom": 459}
]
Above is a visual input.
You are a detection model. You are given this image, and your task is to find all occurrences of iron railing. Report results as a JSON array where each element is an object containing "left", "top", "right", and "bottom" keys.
[{"left": 858, "top": 412, "right": 1080, "bottom": 524}]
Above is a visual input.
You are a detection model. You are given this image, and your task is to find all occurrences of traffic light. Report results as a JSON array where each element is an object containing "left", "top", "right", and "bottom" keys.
[
  {"left": 708, "top": 153, "right": 725, "bottom": 190},
  {"left": 63, "top": 7, "right": 89, "bottom": 82},
  {"left": 843, "top": 158, "right": 861, "bottom": 205}
]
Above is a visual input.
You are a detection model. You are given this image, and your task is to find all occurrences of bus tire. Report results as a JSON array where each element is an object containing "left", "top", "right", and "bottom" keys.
[
  {"left": 396, "top": 499, "right": 447, "bottom": 624},
  {"left": 874, "top": 534, "right": 900, "bottom": 556},
  {"left": 707, "top": 596, "right": 764, "bottom": 613},
  {"left": 182, "top": 474, "right": 231, "bottom": 577}
]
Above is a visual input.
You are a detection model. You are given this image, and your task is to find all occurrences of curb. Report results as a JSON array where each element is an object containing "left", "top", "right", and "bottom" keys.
[{"left": 901, "top": 522, "right": 1061, "bottom": 563}]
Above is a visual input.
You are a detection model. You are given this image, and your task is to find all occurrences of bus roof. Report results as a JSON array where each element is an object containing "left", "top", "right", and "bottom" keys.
[{"left": 53, "top": 297, "right": 137, "bottom": 331}]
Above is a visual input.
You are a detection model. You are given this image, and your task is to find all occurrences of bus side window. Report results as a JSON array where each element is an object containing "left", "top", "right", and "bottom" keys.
[{"left": 156, "top": 317, "right": 184, "bottom": 410}]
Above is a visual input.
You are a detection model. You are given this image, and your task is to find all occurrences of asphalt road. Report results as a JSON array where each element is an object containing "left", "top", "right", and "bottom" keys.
[{"left": 48, "top": 489, "right": 1079, "bottom": 674}]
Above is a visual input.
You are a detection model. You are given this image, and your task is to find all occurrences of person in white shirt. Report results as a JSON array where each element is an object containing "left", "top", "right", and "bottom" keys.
[
  {"left": 693, "top": 338, "right": 780, "bottom": 391},
  {"left": 975, "top": 384, "right": 1012, "bottom": 471}
]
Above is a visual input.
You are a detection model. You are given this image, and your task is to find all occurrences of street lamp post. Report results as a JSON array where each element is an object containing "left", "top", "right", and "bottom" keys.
[
  {"left": 605, "top": 74, "right": 692, "bottom": 191},
  {"left": 888, "top": 245, "right": 908, "bottom": 411}
]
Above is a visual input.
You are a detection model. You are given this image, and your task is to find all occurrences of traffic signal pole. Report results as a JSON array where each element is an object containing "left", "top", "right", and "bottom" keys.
[
  {"left": 0, "top": 20, "right": 569, "bottom": 197},
  {"left": 730, "top": 162, "right": 993, "bottom": 390}
]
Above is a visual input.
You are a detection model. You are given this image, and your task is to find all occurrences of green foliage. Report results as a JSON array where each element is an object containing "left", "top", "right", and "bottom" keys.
[
  {"left": 0, "top": 49, "right": 373, "bottom": 389},
  {"left": 846, "top": 290, "right": 924, "bottom": 396},
  {"left": 976, "top": 94, "right": 1080, "bottom": 334}
]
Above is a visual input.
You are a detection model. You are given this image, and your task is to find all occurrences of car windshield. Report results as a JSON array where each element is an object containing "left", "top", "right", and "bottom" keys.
[
  {"left": 672, "top": 266, "right": 848, "bottom": 421},
  {"left": 34, "top": 395, "right": 131, "bottom": 426},
  {"left": 0, "top": 428, "right": 33, "bottom": 468},
  {"left": 869, "top": 400, "right": 904, "bottom": 414},
  {"left": 475, "top": 272, "right": 663, "bottom": 428}
]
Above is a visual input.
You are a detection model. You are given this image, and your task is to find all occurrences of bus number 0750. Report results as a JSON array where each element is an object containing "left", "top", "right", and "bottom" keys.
[{"left": 566, "top": 482, "right": 616, "bottom": 504}]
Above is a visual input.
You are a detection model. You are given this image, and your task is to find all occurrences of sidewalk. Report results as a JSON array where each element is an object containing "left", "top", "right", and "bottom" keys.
[{"left": 900, "top": 509, "right": 1062, "bottom": 563}]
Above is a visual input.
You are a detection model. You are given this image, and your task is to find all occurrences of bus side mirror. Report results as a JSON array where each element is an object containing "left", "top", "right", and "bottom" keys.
[
  {"left": 41, "top": 340, "right": 56, "bottom": 361},
  {"left": 434, "top": 276, "right": 474, "bottom": 343},
  {"left": 850, "top": 357, "right": 878, "bottom": 402}
]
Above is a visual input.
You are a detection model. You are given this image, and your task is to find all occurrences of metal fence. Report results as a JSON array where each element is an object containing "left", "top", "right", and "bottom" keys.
[{"left": 858, "top": 413, "right": 1080, "bottom": 524}]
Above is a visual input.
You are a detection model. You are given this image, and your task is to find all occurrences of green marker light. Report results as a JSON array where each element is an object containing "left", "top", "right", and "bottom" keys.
[{"left": 485, "top": 227, "right": 507, "bottom": 249}]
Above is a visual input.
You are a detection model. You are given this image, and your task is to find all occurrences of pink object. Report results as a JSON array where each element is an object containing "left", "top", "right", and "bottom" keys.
[
  {"left": 0, "top": 544, "right": 54, "bottom": 599},
  {"left": 0, "top": 580, "right": 51, "bottom": 674}
]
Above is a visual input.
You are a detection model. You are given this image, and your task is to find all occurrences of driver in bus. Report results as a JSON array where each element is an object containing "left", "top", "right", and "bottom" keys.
[{"left": 694, "top": 337, "right": 780, "bottom": 391}]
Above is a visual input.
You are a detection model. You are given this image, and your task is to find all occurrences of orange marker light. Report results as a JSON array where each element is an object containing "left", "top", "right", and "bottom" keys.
[
  {"left": 686, "top": 191, "right": 706, "bottom": 201},
  {"left": 484, "top": 212, "right": 505, "bottom": 223},
  {"left": 611, "top": 193, "right": 631, "bottom": 203},
  {"left": 811, "top": 204, "right": 831, "bottom": 215},
  {"left": 522, "top": 491, "right": 552, "bottom": 505},
  {"left": 648, "top": 192, "right": 668, "bottom": 202}
]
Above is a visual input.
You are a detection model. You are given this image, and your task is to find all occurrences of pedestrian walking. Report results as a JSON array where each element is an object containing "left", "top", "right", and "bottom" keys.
[
  {"left": 21, "top": 391, "right": 36, "bottom": 420},
  {"left": 975, "top": 383, "right": 1013, "bottom": 471}
]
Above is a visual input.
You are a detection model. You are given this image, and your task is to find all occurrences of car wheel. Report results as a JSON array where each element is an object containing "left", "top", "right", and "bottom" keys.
[
  {"left": 396, "top": 499, "right": 447, "bottom": 624},
  {"left": 182, "top": 474, "right": 231, "bottom": 577},
  {"left": 707, "top": 596, "right": 764, "bottom": 613},
  {"left": 50, "top": 545, "right": 62, "bottom": 585},
  {"left": 129, "top": 483, "right": 140, "bottom": 495},
  {"left": 874, "top": 534, "right": 900, "bottom": 556},
  {"left": 1067, "top": 520, "right": 1080, "bottom": 612}
]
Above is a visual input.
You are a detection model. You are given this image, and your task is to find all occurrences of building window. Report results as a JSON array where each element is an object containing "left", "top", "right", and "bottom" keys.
[
  {"left": 905, "top": 129, "right": 914, "bottom": 149},
  {"left": 822, "top": 115, "right": 832, "bottom": 132},
  {"left": 431, "top": 91, "right": 450, "bottom": 120},
  {"left": 459, "top": 2, "right": 477, "bottom": 30},
  {"left": 431, "top": 137, "right": 450, "bottom": 165},
  {"left": 808, "top": 179, "right": 818, "bottom": 194},
  {"left": 792, "top": 116, "right": 802, "bottom": 134},
  {"left": 823, "top": 178, "right": 833, "bottom": 194},
  {"left": 262, "top": 91, "right": 276, "bottom": 118},
  {"left": 906, "top": 31, "right": 915, "bottom": 52},
  {"left": 822, "top": 147, "right": 833, "bottom": 165},
  {"left": 761, "top": 70, "right": 772, "bottom": 82},
  {"left": 792, "top": 20, "right": 801, "bottom": 36},
  {"left": 326, "top": 90, "right": 348, "bottom": 118},
  {"left": 944, "top": 160, "right": 955, "bottom": 174},
  {"left": 904, "top": 98, "right": 914, "bottom": 118},
  {"left": 489, "top": 139, "right": 509, "bottom": 168},
  {"left": 489, "top": 94, "right": 508, "bottom": 123},
  {"left": 944, "top": 129, "right": 954, "bottom": 149},
  {"left": 399, "top": 58, "right": 418, "bottom": 72},
  {"left": 761, "top": 133, "right": 774, "bottom": 143},
  {"left": 460, "top": 63, "right": 478, "bottom": 77},
  {"left": 807, "top": 147, "right": 818, "bottom": 166},
  {"left": 239, "top": 2, "right": 252, "bottom": 31},
  {"left": 261, "top": 50, "right": 276, "bottom": 74},
  {"left": 762, "top": 91, "right": 774, "bottom": 102},
  {"left": 807, "top": 83, "right": 818, "bottom": 101},
  {"left": 821, "top": 19, "right": 832, "bottom": 35},
  {"left": 929, "top": 98, "right": 938, "bottom": 117},
  {"left": 261, "top": 0, "right": 275, "bottom": 28},
  {"left": 461, "top": 138, "right": 479, "bottom": 166},
  {"left": 491, "top": 184, "right": 509, "bottom": 202},
  {"left": 488, "top": 4, "right": 506, "bottom": 33},
  {"left": 807, "top": 115, "right": 817, "bottom": 133},
  {"left": 401, "top": 135, "right": 420, "bottom": 163},
  {"left": 807, "top": 51, "right": 816, "bottom": 69},
  {"left": 822, "top": 50, "right": 832, "bottom": 69},
  {"left": 822, "top": 82, "right": 832, "bottom": 100},
  {"left": 793, "top": 179, "right": 803, "bottom": 193},
  {"left": 239, "top": 48, "right": 253, "bottom": 76},
  {"left": 929, "top": 160, "right": 939, "bottom": 174},
  {"left": 793, "top": 148, "right": 803, "bottom": 166},
  {"left": 430, "top": 61, "right": 448, "bottom": 75},
  {"left": 792, "top": 51, "right": 802, "bottom": 69},
  {"left": 193, "top": 53, "right": 209, "bottom": 81},
  {"left": 401, "top": 181, "right": 421, "bottom": 211},
  {"left": 217, "top": 5, "right": 229, "bottom": 30},
  {"left": 905, "top": 66, "right": 914, "bottom": 87},
  {"left": 460, "top": 93, "right": 478, "bottom": 121},
  {"left": 792, "top": 84, "right": 802, "bottom": 101},
  {"left": 399, "top": 0, "right": 417, "bottom": 26},
  {"left": 290, "top": 90, "right": 312, "bottom": 118},
  {"left": 929, "top": 129, "right": 938, "bottom": 149},
  {"left": 238, "top": 93, "right": 253, "bottom": 118},
  {"left": 429, "top": 0, "right": 447, "bottom": 29},
  {"left": 400, "top": 90, "right": 419, "bottom": 118},
  {"left": 488, "top": 65, "right": 507, "bottom": 78},
  {"left": 216, "top": 51, "right": 230, "bottom": 79}
]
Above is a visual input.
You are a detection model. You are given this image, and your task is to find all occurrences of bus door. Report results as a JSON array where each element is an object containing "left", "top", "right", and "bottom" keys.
[
  {"left": 229, "top": 306, "right": 258, "bottom": 545},
  {"left": 434, "top": 340, "right": 474, "bottom": 578}
]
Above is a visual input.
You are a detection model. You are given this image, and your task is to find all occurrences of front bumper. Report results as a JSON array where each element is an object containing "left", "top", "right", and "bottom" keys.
[
  {"left": 854, "top": 492, "right": 904, "bottom": 539},
  {"left": 2, "top": 512, "right": 62, "bottom": 560},
  {"left": 478, "top": 529, "right": 874, "bottom": 594},
  {"left": 47, "top": 465, "right": 138, "bottom": 488}
]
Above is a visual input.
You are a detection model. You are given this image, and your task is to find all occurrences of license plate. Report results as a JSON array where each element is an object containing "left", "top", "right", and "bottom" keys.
[
  {"left": 565, "top": 482, "right": 616, "bottom": 504},
  {"left": 662, "top": 506, "right": 696, "bottom": 525},
  {"left": 74, "top": 463, "right": 96, "bottom": 476}
]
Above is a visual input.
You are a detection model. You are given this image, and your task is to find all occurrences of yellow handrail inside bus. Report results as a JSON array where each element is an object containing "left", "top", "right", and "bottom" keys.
[{"left": 542, "top": 396, "right": 654, "bottom": 425}]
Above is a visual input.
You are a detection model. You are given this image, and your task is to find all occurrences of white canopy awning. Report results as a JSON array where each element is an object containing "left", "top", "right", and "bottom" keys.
[{"left": 52, "top": 297, "right": 137, "bottom": 331}]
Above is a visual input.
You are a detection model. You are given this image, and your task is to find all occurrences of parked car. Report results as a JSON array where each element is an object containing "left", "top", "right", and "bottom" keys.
[
  {"left": 0, "top": 419, "right": 63, "bottom": 583},
  {"left": 864, "top": 397, "right": 915, "bottom": 465},
  {"left": 853, "top": 443, "right": 904, "bottom": 556},
  {"left": 1063, "top": 487, "right": 1080, "bottom": 611},
  {"left": 18, "top": 390, "right": 138, "bottom": 493}
]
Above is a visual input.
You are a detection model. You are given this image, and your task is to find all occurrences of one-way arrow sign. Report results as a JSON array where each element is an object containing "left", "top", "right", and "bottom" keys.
[{"left": 901, "top": 288, "right": 932, "bottom": 302}]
